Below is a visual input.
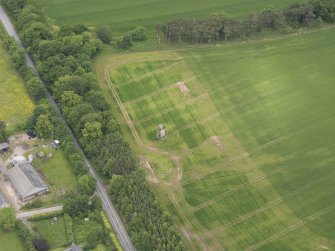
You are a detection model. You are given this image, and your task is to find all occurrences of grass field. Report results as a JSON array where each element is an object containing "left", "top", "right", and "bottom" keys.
[
  {"left": 33, "top": 217, "right": 69, "bottom": 249},
  {"left": 37, "top": 0, "right": 301, "bottom": 32},
  {"left": 0, "top": 231, "right": 24, "bottom": 251},
  {"left": 0, "top": 43, "right": 34, "bottom": 130},
  {"left": 34, "top": 150, "right": 78, "bottom": 193},
  {"left": 95, "top": 27, "right": 335, "bottom": 250}
]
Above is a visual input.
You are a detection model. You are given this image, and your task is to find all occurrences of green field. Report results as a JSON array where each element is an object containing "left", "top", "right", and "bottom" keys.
[
  {"left": 34, "top": 150, "right": 78, "bottom": 193},
  {"left": 0, "top": 231, "right": 24, "bottom": 251},
  {"left": 95, "top": 27, "right": 335, "bottom": 250},
  {"left": 0, "top": 43, "right": 34, "bottom": 130},
  {"left": 38, "top": 0, "right": 301, "bottom": 31}
]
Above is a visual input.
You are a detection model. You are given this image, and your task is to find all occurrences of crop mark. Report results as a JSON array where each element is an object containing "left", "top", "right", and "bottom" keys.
[
  {"left": 114, "top": 60, "right": 184, "bottom": 88},
  {"left": 245, "top": 204, "right": 335, "bottom": 251},
  {"left": 210, "top": 170, "right": 335, "bottom": 234},
  {"left": 139, "top": 92, "right": 209, "bottom": 122}
]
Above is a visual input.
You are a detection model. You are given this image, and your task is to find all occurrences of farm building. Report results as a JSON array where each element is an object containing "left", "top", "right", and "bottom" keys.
[
  {"left": 0, "top": 142, "right": 9, "bottom": 153},
  {"left": 0, "top": 190, "right": 9, "bottom": 208},
  {"left": 5, "top": 161, "right": 48, "bottom": 201}
]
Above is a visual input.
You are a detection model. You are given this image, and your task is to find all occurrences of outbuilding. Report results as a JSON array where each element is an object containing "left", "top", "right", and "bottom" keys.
[
  {"left": 64, "top": 244, "right": 82, "bottom": 251},
  {"left": 0, "top": 190, "right": 9, "bottom": 208},
  {"left": 5, "top": 161, "right": 48, "bottom": 201},
  {"left": 0, "top": 142, "right": 9, "bottom": 153}
]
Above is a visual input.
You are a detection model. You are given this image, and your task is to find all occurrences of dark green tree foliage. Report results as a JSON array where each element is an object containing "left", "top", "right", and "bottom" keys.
[
  {"left": 95, "top": 133, "right": 137, "bottom": 176},
  {"left": 0, "top": 121, "right": 8, "bottom": 143},
  {"left": 32, "top": 239, "right": 50, "bottom": 251},
  {"left": 34, "top": 114, "right": 53, "bottom": 139},
  {"left": 130, "top": 26, "right": 148, "bottom": 41},
  {"left": 0, "top": 207, "right": 16, "bottom": 231},
  {"left": 84, "top": 222, "right": 106, "bottom": 249},
  {"left": 63, "top": 194, "right": 91, "bottom": 217},
  {"left": 96, "top": 25, "right": 112, "bottom": 43},
  {"left": 110, "top": 172, "right": 185, "bottom": 251},
  {"left": 117, "top": 35, "right": 132, "bottom": 49},
  {"left": 2, "top": 1, "right": 186, "bottom": 249},
  {"left": 311, "top": 0, "right": 335, "bottom": 22},
  {"left": 16, "top": 221, "right": 36, "bottom": 251},
  {"left": 84, "top": 90, "right": 110, "bottom": 111},
  {"left": 1, "top": 0, "right": 26, "bottom": 13},
  {"left": 284, "top": 3, "right": 316, "bottom": 27},
  {"left": 158, "top": 1, "right": 335, "bottom": 44},
  {"left": 78, "top": 174, "right": 96, "bottom": 196}
]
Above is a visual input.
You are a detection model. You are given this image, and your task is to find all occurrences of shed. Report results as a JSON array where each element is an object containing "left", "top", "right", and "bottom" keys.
[
  {"left": 5, "top": 161, "right": 48, "bottom": 201},
  {"left": 0, "top": 142, "right": 9, "bottom": 152},
  {"left": 0, "top": 190, "right": 9, "bottom": 208},
  {"left": 64, "top": 244, "right": 82, "bottom": 251}
]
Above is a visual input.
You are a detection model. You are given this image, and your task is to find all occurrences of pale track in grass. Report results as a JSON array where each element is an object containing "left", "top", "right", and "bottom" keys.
[
  {"left": 168, "top": 95, "right": 261, "bottom": 138},
  {"left": 165, "top": 76, "right": 298, "bottom": 140},
  {"left": 112, "top": 60, "right": 184, "bottom": 88},
  {"left": 139, "top": 91, "right": 209, "bottom": 123},
  {"left": 245, "top": 204, "right": 335, "bottom": 251},
  {"left": 42, "top": 8, "right": 54, "bottom": 27},
  {"left": 180, "top": 108, "right": 333, "bottom": 178},
  {"left": 170, "top": 193, "right": 225, "bottom": 251},
  {"left": 210, "top": 169, "right": 335, "bottom": 234},
  {"left": 189, "top": 117, "right": 334, "bottom": 211},
  {"left": 178, "top": 132, "right": 233, "bottom": 157},
  {"left": 106, "top": 67, "right": 225, "bottom": 250},
  {"left": 126, "top": 76, "right": 195, "bottom": 104}
]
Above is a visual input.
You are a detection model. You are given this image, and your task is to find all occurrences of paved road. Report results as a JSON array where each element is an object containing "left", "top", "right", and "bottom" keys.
[
  {"left": 17, "top": 205, "right": 63, "bottom": 219},
  {"left": 0, "top": 6, "right": 136, "bottom": 251}
]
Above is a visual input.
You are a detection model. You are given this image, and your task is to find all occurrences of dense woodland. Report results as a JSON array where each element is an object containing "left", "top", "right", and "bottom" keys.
[
  {"left": 0, "top": 0, "right": 185, "bottom": 250},
  {"left": 158, "top": 0, "right": 335, "bottom": 44}
]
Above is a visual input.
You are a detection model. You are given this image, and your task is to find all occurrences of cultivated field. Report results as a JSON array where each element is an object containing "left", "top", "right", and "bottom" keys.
[
  {"left": 0, "top": 45, "right": 34, "bottom": 130},
  {"left": 95, "top": 28, "right": 335, "bottom": 250},
  {"left": 38, "top": 0, "right": 301, "bottom": 31}
]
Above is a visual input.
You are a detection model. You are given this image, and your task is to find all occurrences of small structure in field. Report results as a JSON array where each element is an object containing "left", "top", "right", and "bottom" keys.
[
  {"left": 157, "top": 124, "right": 166, "bottom": 139},
  {"left": 5, "top": 161, "right": 48, "bottom": 201},
  {"left": 0, "top": 190, "right": 9, "bottom": 208},
  {"left": 0, "top": 142, "right": 9, "bottom": 153}
]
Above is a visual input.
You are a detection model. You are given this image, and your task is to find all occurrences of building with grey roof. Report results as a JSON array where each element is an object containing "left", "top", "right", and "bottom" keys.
[
  {"left": 64, "top": 244, "right": 82, "bottom": 251},
  {"left": 5, "top": 161, "right": 48, "bottom": 201},
  {"left": 0, "top": 142, "right": 9, "bottom": 152},
  {"left": 0, "top": 190, "right": 9, "bottom": 208}
]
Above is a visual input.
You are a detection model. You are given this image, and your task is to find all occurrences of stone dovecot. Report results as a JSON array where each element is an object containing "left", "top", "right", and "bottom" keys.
[
  {"left": 157, "top": 124, "right": 166, "bottom": 139},
  {"left": 5, "top": 161, "right": 48, "bottom": 201}
]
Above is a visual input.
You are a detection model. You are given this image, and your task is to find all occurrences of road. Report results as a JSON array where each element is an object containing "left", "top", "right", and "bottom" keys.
[
  {"left": 0, "top": 5, "right": 136, "bottom": 251},
  {"left": 16, "top": 205, "right": 63, "bottom": 219}
]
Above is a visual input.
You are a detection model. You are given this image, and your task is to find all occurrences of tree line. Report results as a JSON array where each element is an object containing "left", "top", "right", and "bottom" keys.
[
  {"left": 1, "top": 0, "right": 185, "bottom": 250},
  {"left": 0, "top": 207, "right": 36, "bottom": 251},
  {"left": 157, "top": 0, "right": 335, "bottom": 44}
]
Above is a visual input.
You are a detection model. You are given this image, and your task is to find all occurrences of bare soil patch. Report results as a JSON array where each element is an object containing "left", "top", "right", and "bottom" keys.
[
  {"left": 139, "top": 155, "right": 159, "bottom": 183},
  {"left": 210, "top": 136, "right": 223, "bottom": 149},
  {"left": 177, "top": 81, "right": 190, "bottom": 96}
]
